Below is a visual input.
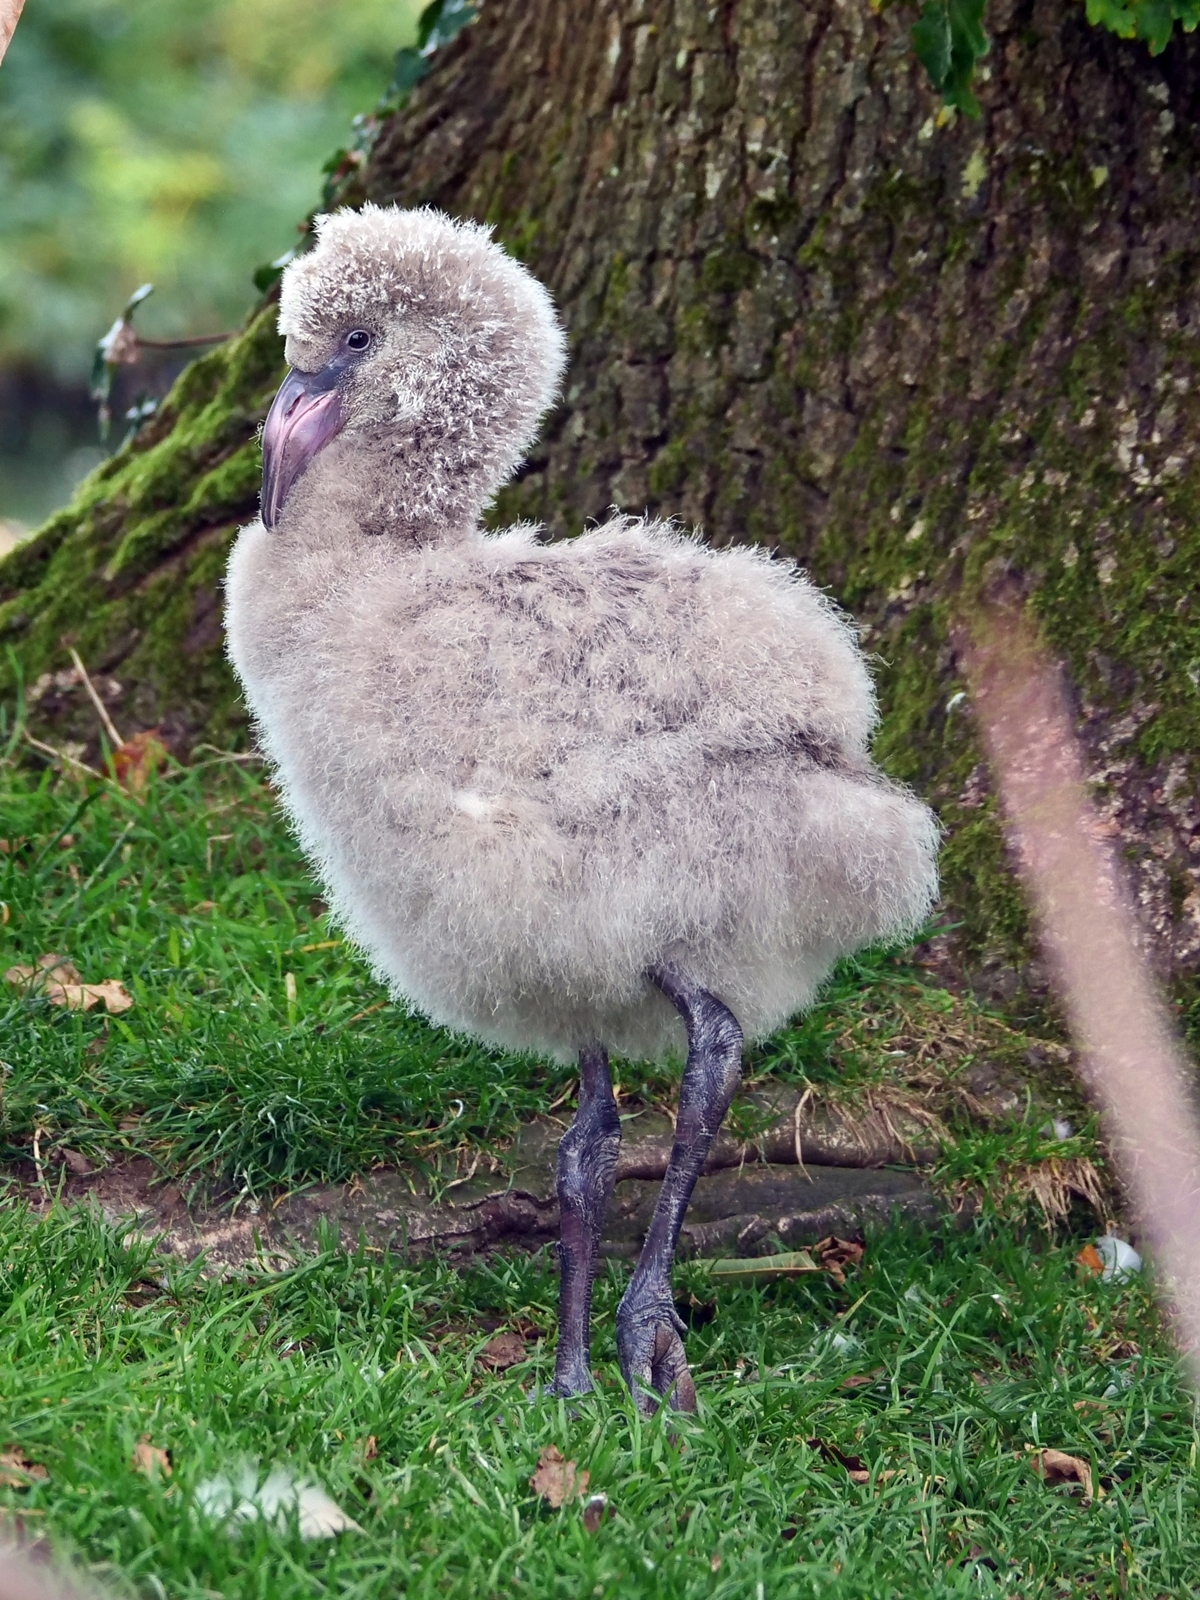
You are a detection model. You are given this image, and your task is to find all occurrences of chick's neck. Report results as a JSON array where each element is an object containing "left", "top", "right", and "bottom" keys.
[{"left": 288, "top": 427, "right": 487, "bottom": 547}]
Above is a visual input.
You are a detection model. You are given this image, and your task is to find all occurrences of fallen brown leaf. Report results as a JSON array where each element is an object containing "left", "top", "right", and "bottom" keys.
[
  {"left": 477, "top": 1332, "right": 527, "bottom": 1371},
  {"left": 1032, "top": 1448, "right": 1095, "bottom": 1502},
  {"left": 814, "top": 1236, "right": 865, "bottom": 1288},
  {"left": 806, "top": 1437, "right": 866, "bottom": 1474},
  {"left": 4, "top": 955, "right": 133, "bottom": 1014},
  {"left": 131, "top": 1435, "right": 171, "bottom": 1477},
  {"left": 805, "top": 1436, "right": 894, "bottom": 1487},
  {"left": 112, "top": 730, "right": 167, "bottom": 794},
  {"left": 33, "top": 954, "right": 79, "bottom": 983},
  {"left": 839, "top": 1368, "right": 885, "bottom": 1390},
  {"left": 1077, "top": 1243, "right": 1105, "bottom": 1276},
  {"left": 359, "top": 1436, "right": 378, "bottom": 1463},
  {"left": 86, "top": 980, "right": 133, "bottom": 1013},
  {"left": 529, "top": 1445, "right": 589, "bottom": 1508},
  {"left": 0, "top": 1448, "right": 48, "bottom": 1489},
  {"left": 581, "top": 1492, "right": 611, "bottom": 1532}
]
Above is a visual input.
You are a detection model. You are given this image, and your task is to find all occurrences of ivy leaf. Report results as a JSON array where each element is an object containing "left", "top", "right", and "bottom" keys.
[
  {"left": 322, "top": 0, "right": 477, "bottom": 210},
  {"left": 416, "top": 0, "right": 475, "bottom": 53},
  {"left": 389, "top": 47, "right": 430, "bottom": 96},
  {"left": 912, "top": 0, "right": 990, "bottom": 117},
  {"left": 1086, "top": 0, "right": 1200, "bottom": 51},
  {"left": 1085, "top": 0, "right": 1138, "bottom": 37},
  {"left": 911, "top": 2, "right": 952, "bottom": 89},
  {"left": 1137, "top": 0, "right": 1179, "bottom": 46},
  {"left": 387, "top": 0, "right": 475, "bottom": 101}
]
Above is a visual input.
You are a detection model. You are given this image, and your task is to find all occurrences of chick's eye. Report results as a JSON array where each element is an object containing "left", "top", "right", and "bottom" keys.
[{"left": 346, "top": 329, "right": 372, "bottom": 351}]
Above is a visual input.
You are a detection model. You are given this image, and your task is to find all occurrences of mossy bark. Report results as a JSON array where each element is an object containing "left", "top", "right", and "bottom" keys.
[
  {"left": 4, "top": 0, "right": 1200, "bottom": 1013},
  {"left": 0, "top": 310, "right": 284, "bottom": 750}
]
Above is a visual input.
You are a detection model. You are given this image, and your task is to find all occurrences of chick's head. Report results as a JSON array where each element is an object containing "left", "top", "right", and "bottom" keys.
[{"left": 266, "top": 203, "right": 567, "bottom": 531}]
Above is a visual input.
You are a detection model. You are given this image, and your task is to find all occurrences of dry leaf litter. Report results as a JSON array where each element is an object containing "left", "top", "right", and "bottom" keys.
[
  {"left": 529, "top": 1446, "right": 589, "bottom": 1508},
  {"left": 4, "top": 955, "right": 132, "bottom": 1015}
]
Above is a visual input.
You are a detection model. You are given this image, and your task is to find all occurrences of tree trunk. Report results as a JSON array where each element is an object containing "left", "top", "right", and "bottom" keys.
[{"left": 4, "top": 0, "right": 1200, "bottom": 1013}]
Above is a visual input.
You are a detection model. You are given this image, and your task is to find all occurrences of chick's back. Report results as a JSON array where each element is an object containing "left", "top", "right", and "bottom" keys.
[{"left": 368, "top": 517, "right": 877, "bottom": 814}]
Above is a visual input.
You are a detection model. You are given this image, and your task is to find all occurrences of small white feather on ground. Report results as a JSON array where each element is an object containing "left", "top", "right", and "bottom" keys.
[{"left": 194, "top": 1460, "right": 362, "bottom": 1539}]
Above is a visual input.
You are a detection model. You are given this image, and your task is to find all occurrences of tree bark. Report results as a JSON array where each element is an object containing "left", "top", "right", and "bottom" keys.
[{"left": 4, "top": 0, "right": 1200, "bottom": 1009}]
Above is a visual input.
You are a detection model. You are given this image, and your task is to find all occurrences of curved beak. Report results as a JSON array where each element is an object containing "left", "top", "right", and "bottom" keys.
[{"left": 260, "top": 364, "right": 345, "bottom": 530}]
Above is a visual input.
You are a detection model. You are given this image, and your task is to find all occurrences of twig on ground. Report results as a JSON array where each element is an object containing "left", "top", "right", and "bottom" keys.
[
  {"left": 31, "top": 1126, "right": 49, "bottom": 1201},
  {"left": 22, "top": 731, "right": 105, "bottom": 781},
  {"left": 67, "top": 649, "right": 124, "bottom": 749}
]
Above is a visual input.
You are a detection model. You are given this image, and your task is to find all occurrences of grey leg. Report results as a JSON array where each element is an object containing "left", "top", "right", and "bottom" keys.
[
  {"left": 616, "top": 967, "right": 744, "bottom": 1414},
  {"left": 548, "top": 1045, "right": 621, "bottom": 1397}
]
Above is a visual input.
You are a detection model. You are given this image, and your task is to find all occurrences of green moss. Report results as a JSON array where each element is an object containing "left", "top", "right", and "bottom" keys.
[
  {"left": 0, "top": 306, "right": 284, "bottom": 750},
  {"left": 700, "top": 245, "right": 760, "bottom": 295},
  {"left": 647, "top": 437, "right": 690, "bottom": 500},
  {"left": 603, "top": 253, "right": 630, "bottom": 320},
  {"left": 745, "top": 194, "right": 802, "bottom": 238}
]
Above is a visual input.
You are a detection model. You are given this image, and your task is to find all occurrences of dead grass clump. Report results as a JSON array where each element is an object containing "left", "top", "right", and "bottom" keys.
[{"left": 1006, "top": 1156, "right": 1108, "bottom": 1228}]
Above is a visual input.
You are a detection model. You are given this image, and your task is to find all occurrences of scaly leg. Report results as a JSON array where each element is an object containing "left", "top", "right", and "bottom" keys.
[
  {"left": 616, "top": 967, "right": 744, "bottom": 1414},
  {"left": 547, "top": 1045, "right": 621, "bottom": 1397}
]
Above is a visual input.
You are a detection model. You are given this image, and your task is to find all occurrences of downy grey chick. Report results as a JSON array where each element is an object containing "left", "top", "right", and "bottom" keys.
[{"left": 225, "top": 204, "right": 939, "bottom": 1414}]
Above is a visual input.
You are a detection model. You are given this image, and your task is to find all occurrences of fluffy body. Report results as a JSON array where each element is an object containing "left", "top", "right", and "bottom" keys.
[
  {"left": 225, "top": 205, "right": 939, "bottom": 1063},
  {"left": 227, "top": 510, "right": 938, "bottom": 1061}
]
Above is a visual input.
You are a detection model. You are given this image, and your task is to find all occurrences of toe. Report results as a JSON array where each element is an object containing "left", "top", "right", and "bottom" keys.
[
  {"left": 651, "top": 1323, "right": 696, "bottom": 1413},
  {"left": 616, "top": 1307, "right": 696, "bottom": 1414}
]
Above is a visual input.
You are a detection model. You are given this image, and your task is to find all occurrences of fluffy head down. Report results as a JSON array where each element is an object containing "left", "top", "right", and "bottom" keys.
[{"left": 277, "top": 205, "right": 567, "bottom": 528}]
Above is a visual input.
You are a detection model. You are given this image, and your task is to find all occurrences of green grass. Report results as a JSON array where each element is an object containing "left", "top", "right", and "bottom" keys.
[
  {"left": 0, "top": 754, "right": 1092, "bottom": 1204},
  {"left": 0, "top": 755, "right": 571, "bottom": 1194},
  {"left": 0, "top": 753, "right": 1194, "bottom": 1596},
  {"left": 0, "top": 1202, "right": 1194, "bottom": 1599}
]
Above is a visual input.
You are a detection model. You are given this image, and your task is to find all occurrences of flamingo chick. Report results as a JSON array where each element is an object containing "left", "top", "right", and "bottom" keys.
[{"left": 225, "top": 204, "right": 939, "bottom": 1413}]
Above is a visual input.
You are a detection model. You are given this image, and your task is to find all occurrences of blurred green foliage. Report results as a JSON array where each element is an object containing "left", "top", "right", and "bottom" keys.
[{"left": 0, "top": 0, "right": 423, "bottom": 383}]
